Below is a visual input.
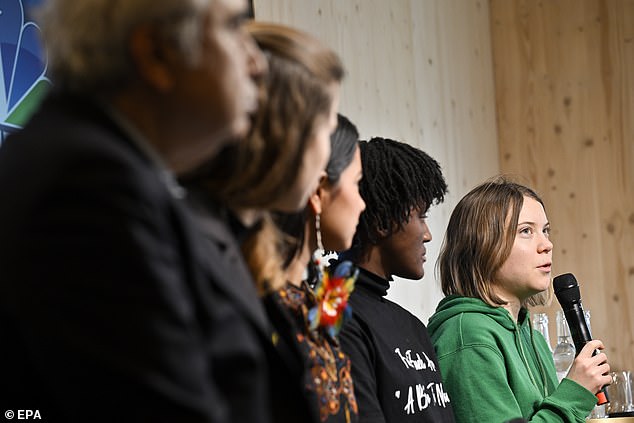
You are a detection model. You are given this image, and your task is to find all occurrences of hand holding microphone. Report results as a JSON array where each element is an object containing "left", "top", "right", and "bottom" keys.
[
  {"left": 565, "top": 340, "right": 611, "bottom": 397},
  {"left": 553, "top": 273, "right": 612, "bottom": 405}
]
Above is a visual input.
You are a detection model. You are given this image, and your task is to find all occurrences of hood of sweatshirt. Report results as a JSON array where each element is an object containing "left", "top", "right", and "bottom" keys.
[
  {"left": 428, "top": 295, "right": 554, "bottom": 400},
  {"left": 427, "top": 294, "right": 525, "bottom": 334},
  {"left": 427, "top": 294, "right": 599, "bottom": 422}
]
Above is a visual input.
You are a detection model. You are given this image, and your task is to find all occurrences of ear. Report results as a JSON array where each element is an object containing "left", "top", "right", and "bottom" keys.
[
  {"left": 376, "top": 226, "right": 389, "bottom": 238},
  {"left": 308, "top": 172, "right": 329, "bottom": 215},
  {"left": 129, "top": 25, "right": 177, "bottom": 92}
]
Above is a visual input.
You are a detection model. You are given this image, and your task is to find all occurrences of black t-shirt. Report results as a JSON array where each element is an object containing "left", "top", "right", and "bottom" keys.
[{"left": 339, "top": 268, "right": 455, "bottom": 423}]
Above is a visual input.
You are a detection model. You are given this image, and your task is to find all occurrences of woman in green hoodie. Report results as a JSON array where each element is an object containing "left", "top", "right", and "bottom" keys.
[{"left": 428, "top": 178, "right": 611, "bottom": 423}]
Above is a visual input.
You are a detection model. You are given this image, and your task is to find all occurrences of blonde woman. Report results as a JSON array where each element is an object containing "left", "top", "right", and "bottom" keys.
[{"left": 428, "top": 178, "right": 611, "bottom": 423}]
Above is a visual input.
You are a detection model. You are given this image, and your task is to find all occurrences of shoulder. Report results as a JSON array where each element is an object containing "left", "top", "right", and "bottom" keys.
[
  {"left": 14, "top": 95, "right": 170, "bottom": 202},
  {"left": 432, "top": 309, "right": 498, "bottom": 334},
  {"left": 430, "top": 311, "right": 507, "bottom": 355},
  {"left": 7, "top": 94, "right": 151, "bottom": 172},
  {"left": 350, "top": 288, "right": 422, "bottom": 326}
]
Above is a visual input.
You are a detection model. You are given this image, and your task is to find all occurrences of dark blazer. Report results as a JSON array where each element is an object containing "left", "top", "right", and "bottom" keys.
[
  {"left": 0, "top": 93, "right": 269, "bottom": 422},
  {"left": 184, "top": 191, "right": 319, "bottom": 423}
]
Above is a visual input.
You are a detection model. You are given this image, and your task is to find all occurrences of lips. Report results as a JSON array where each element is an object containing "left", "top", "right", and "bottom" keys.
[{"left": 538, "top": 263, "right": 552, "bottom": 272}]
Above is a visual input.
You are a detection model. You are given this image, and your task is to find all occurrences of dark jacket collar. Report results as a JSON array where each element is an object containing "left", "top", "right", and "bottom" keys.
[{"left": 180, "top": 185, "right": 270, "bottom": 336}]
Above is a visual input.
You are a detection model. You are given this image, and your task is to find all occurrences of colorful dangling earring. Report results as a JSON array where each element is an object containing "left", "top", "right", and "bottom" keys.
[
  {"left": 308, "top": 213, "right": 359, "bottom": 338},
  {"left": 312, "top": 213, "right": 326, "bottom": 282}
]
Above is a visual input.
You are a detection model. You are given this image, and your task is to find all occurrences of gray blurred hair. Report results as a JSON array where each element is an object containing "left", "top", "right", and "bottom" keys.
[{"left": 38, "top": 0, "right": 212, "bottom": 94}]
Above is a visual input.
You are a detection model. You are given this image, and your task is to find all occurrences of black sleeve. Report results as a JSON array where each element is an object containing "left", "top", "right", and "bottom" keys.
[{"left": 0, "top": 156, "right": 226, "bottom": 422}]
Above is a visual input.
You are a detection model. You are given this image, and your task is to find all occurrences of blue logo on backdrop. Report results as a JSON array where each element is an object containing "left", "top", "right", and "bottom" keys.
[{"left": 0, "top": 0, "right": 50, "bottom": 144}]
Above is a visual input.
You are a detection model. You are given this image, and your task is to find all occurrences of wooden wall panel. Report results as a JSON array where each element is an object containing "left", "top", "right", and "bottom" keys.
[
  {"left": 491, "top": 0, "right": 634, "bottom": 370},
  {"left": 253, "top": 0, "right": 500, "bottom": 324}
]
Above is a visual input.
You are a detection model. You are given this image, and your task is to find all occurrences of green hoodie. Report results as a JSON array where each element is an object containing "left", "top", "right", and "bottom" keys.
[{"left": 427, "top": 295, "right": 597, "bottom": 423}]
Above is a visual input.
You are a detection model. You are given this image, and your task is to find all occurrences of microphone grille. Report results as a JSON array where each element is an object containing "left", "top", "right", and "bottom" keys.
[{"left": 553, "top": 273, "right": 581, "bottom": 304}]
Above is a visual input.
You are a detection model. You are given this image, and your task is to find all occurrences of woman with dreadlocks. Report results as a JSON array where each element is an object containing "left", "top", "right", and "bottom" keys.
[{"left": 337, "top": 137, "right": 456, "bottom": 423}]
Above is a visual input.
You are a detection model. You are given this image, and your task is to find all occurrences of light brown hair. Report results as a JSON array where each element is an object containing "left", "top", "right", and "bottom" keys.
[
  {"left": 201, "top": 21, "right": 345, "bottom": 208},
  {"left": 438, "top": 177, "right": 552, "bottom": 307},
  {"left": 181, "top": 22, "right": 344, "bottom": 294}
]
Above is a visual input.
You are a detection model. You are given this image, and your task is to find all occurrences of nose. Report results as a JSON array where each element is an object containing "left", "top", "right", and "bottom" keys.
[
  {"left": 243, "top": 31, "right": 267, "bottom": 80},
  {"left": 422, "top": 221, "right": 432, "bottom": 243},
  {"left": 539, "top": 234, "right": 553, "bottom": 253}
]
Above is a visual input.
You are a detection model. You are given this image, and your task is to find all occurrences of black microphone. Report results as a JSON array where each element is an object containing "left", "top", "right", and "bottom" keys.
[{"left": 553, "top": 273, "right": 609, "bottom": 405}]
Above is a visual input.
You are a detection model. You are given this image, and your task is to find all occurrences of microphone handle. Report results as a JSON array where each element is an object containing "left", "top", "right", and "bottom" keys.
[
  {"left": 562, "top": 305, "right": 591, "bottom": 353},
  {"left": 562, "top": 304, "right": 609, "bottom": 405}
]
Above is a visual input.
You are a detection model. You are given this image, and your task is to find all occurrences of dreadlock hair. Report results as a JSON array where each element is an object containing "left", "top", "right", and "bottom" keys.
[{"left": 346, "top": 137, "right": 447, "bottom": 263}]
